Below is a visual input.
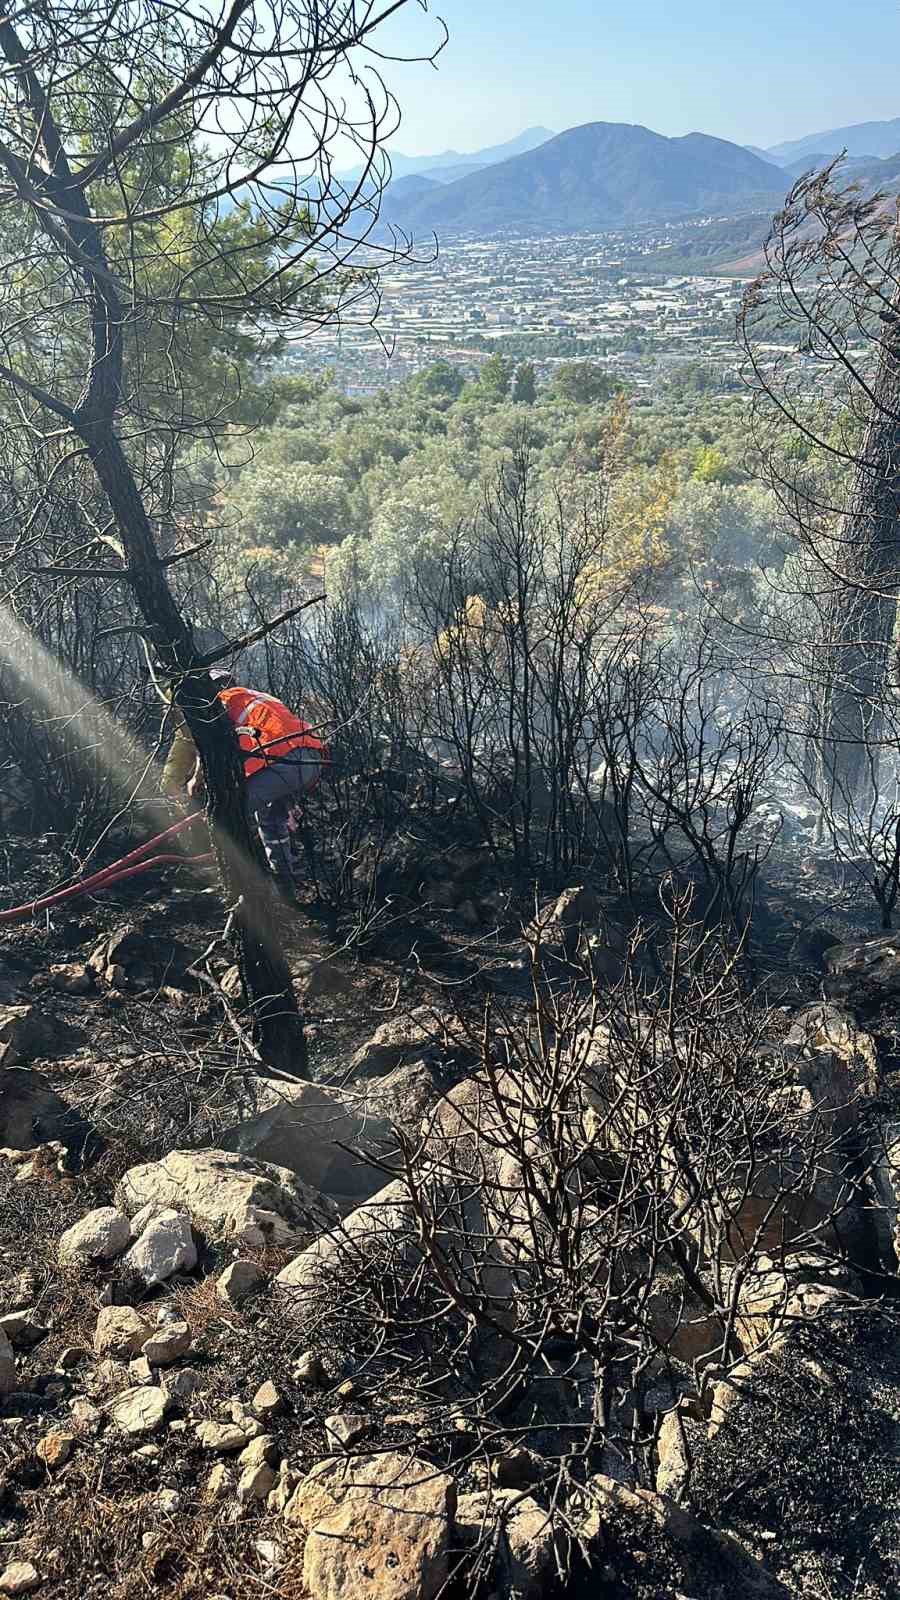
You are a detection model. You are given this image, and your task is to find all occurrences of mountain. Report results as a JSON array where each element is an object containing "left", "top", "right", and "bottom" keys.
[
  {"left": 767, "top": 117, "right": 900, "bottom": 165},
  {"left": 381, "top": 122, "right": 788, "bottom": 236},
  {"left": 340, "top": 127, "right": 555, "bottom": 185}
]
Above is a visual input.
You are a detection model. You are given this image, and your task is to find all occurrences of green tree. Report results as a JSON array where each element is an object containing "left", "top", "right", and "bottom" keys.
[
  {"left": 550, "top": 362, "right": 618, "bottom": 405},
  {"left": 512, "top": 362, "right": 537, "bottom": 404}
]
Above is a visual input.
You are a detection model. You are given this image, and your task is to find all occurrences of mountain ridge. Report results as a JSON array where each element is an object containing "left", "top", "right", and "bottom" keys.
[{"left": 380, "top": 121, "right": 787, "bottom": 237}]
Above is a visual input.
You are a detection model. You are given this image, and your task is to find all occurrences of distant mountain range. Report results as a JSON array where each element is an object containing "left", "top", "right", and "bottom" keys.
[
  {"left": 765, "top": 117, "right": 900, "bottom": 166},
  {"left": 341, "top": 127, "right": 555, "bottom": 187},
  {"left": 380, "top": 123, "right": 787, "bottom": 236}
]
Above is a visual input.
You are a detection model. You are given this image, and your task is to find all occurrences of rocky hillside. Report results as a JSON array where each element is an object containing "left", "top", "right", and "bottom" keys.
[{"left": 0, "top": 834, "right": 898, "bottom": 1598}]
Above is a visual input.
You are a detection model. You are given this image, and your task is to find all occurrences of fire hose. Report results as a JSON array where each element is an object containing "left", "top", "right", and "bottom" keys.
[{"left": 0, "top": 814, "right": 214, "bottom": 924}]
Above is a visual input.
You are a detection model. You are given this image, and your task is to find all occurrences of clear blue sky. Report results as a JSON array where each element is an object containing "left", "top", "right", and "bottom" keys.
[{"left": 373, "top": 0, "right": 900, "bottom": 155}]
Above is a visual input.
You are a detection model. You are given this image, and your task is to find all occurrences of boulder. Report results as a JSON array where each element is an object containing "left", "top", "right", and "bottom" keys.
[
  {"left": 825, "top": 931, "right": 900, "bottom": 1003},
  {"left": 286, "top": 1451, "right": 457, "bottom": 1600},
  {"left": 455, "top": 1490, "right": 559, "bottom": 1600},
  {"left": 107, "top": 1385, "right": 168, "bottom": 1436},
  {"left": 0, "top": 1564, "right": 40, "bottom": 1596},
  {"left": 58, "top": 1207, "right": 131, "bottom": 1266},
  {"left": 115, "top": 1149, "right": 336, "bottom": 1244},
  {"left": 123, "top": 1209, "right": 197, "bottom": 1286},
  {"left": 195, "top": 1420, "right": 250, "bottom": 1454},
  {"left": 581, "top": 1474, "right": 788, "bottom": 1598},
  {"left": 348, "top": 1009, "right": 452, "bottom": 1080},
  {"left": 360, "top": 1060, "right": 445, "bottom": 1131},
  {"left": 217, "top": 1078, "right": 387, "bottom": 1199},
  {"left": 0, "top": 1067, "right": 102, "bottom": 1172},
  {"left": 0, "top": 1003, "right": 61, "bottom": 1066},
  {"left": 94, "top": 1306, "right": 151, "bottom": 1360},
  {"left": 0, "top": 1312, "right": 48, "bottom": 1350},
  {"left": 142, "top": 1321, "right": 191, "bottom": 1367},
  {"left": 217, "top": 1260, "right": 265, "bottom": 1308}
]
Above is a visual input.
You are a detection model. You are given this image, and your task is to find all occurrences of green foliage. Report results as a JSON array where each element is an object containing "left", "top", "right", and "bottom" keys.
[
  {"left": 512, "top": 362, "right": 537, "bottom": 405},
  {"left": 549, "top": 362, "right": 620, "bottom": 405}
]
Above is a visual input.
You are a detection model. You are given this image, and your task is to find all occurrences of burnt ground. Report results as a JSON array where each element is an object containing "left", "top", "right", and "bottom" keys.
[{"left": 0, "top": 820, "right": 896, "bottom": 1598}]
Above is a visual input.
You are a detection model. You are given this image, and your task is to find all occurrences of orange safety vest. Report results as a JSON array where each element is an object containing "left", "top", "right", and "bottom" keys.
[{"left": 218, "top": 687, "right": 327, "bottom": 781}]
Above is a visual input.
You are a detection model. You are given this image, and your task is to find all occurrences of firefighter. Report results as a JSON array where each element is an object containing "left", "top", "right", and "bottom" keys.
[{"left": 162, "top": 670, "right": 326, "bottom": 902}]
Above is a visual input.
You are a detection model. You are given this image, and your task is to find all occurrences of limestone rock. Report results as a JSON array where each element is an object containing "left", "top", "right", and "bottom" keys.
[
  {"left": 94, "top": 1306, "right": 150, "bottom": 1360},
  {"left": 277, "top": 1179, "right": 416, "bottom": 1298},
  {"left": 116, "top": 1148, "right": 335, "bottom": 1244},
  {"left": 323, "top": 1412, "right": 370, "bottom": 1449},
  {"left": 195, "top": 1420, "right": 249, "bottom": 1453},
  {"left": 124, "top": 1209, "right": 197, "bottom": 1286},
  {"left": 216, "top": 1260, "right": 263, "bottom": 1308},
  {"left": 142, "top": 1321, "right": 191, "bottom": 1367},
  {"left": 251, "top": 1380, "right": 283, "bottom": 1420},
  {"left": 0, "top": 1563, "right": 40, "bottom": 1596},
  {"left": 455, "top": 1490, "right": 558, "bottom": 1600},
  {"left": 348, "top": 1008, "right": 445, "bottom": 1080},
  {"left": 107, "top": 1385, "right": 168, "bottom": 1436},
  {"left": 288, "top": 1451, "right": 457, "bottom": 1600},
  {"left": 217, "top": 1076, "right": 387, "bottom": 1199},
  {"left": 58, "top": 1207, "right": 131, "bottom": 1266},
  {"left": 239, "top": 1435, "right": 279, "bottom": 1469},
  {"left": 237, "top": 1460, "right": 277, "bottom": 1504}
]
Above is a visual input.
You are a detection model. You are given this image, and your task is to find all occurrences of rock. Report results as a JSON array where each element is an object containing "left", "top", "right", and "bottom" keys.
[
  {"left": 237, "top": 1461, "right": 277, "bottom": 1504},
  {"left": 57, "top": 1347, "right": 86, "bottom": 1371},
  {"left": 195, "top": 1420, "right": 249, "bottom": 1453},
  {"left": 0, "top": 1067, "right": 101, "bottom": 1173},
  {"left": 107, "top": 1386, "right": 168, "bottom": 1436},
  {"left": 348, "top": 1009, "right": 448, "bottom": 1081},
  {"left": 360, "top": 1061, "right": 444, "bottom": 1131},
  {"left": 142, "top": 1321, "right": 191, "bottom": 1367},
  {"left": 239, "top": 1435, "right": 279, "bottom": 1469},
  {"left": 124, "top": 1210, "right": 196, "bottom": 1286},
  {"left": 276, "top": 1178, "right": 416, "bottom": 1299},
  {"left": 251, "top": 1380, "right": 283, "bottom": 1421},
  {"left": 581, "top": 1473, "right": 789, "bottom": 1598},
  {"left": 527, "top": 883, "right": 601, "bottom": 961},
  {"left": 0, "top": 1563, "right": 40, "bottom": 1596},
  {"left": 0, "top": 1003, "right": 60, "bottom": 1066},
  {"left": 44, "top": 963, "right": 92, "bottom": 996},
  {"left": 162, "top": 1366, "right": 202, "bottom": 1402},
  {"left": 294, "top": 1351, "right": 326, "bottom": 1386},
  {"left": 129, "top": 1355, "right": 152, "bottom": 1383},
  {"left": 490, "top": 1448, "right": 539, "bottom": 1489},
  {"left": 216, "top": 1260, "right": 264, "bottom": 1308},
  {"left": 0, "top": 1312, "right": 47, "bottom": 1350},
  {"left": 287, "top": 1452, "right": 457, "bottom": 1600},
  {"left": 455, "top": 1490, "right": 558, "bottom": 1600},
  {"left": 153, "top": 1490, "right": 182, "bottom": 1515},
  {"left": 268, "top": 1467, "right": 300, "bottom": 1514},
  {"left": 205, "top": 1463, "right": 231, "bottom": 1501},
  {"left": 70, "top": 1398, "right": 103, "bottom": 1436},
  {"left": 323, "top": 1413, "right": 370, "bottom": 1449},
  {"left": 36, "top": 1431, "right": 74, "bottom": 1471},
  {"left": 116, "top": 1149, "right": 336, "bottom": 1244},
  {"left": 93, "top": 1306, "right": 150, "bottom": 1360},
  {"left": 58, "top": 1207, "right": 131, "bottom": 1265},
  {"left": 217, "top": 1077, "right": 388, "bottom": 1199},
  {"left": 825, "top": 932, "right": 900, "bottom": 1002},
  {"left": 655, "top": 1408, "right": 704, "bottom": 1497}
]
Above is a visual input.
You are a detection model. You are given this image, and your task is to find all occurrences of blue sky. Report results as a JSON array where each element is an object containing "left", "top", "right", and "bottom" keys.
[{"left": 373, "top": 0, "right": 900, "bottom": 155}]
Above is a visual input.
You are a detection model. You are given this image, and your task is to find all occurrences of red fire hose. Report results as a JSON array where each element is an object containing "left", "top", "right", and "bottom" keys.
[{"left": 0, "top": 814, "right": 214, "bottom": 924}]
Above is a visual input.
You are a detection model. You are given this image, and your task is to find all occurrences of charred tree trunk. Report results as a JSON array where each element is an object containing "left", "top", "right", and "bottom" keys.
[
  {"left": 821, "top": 314, "right": 900, "bottom": 804},
  {"left": 0, "top": 13, "right": 307, "bottom": 1077},
  {"left": 85, "top": 428, "right": 307, "bottom": 1075}
]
